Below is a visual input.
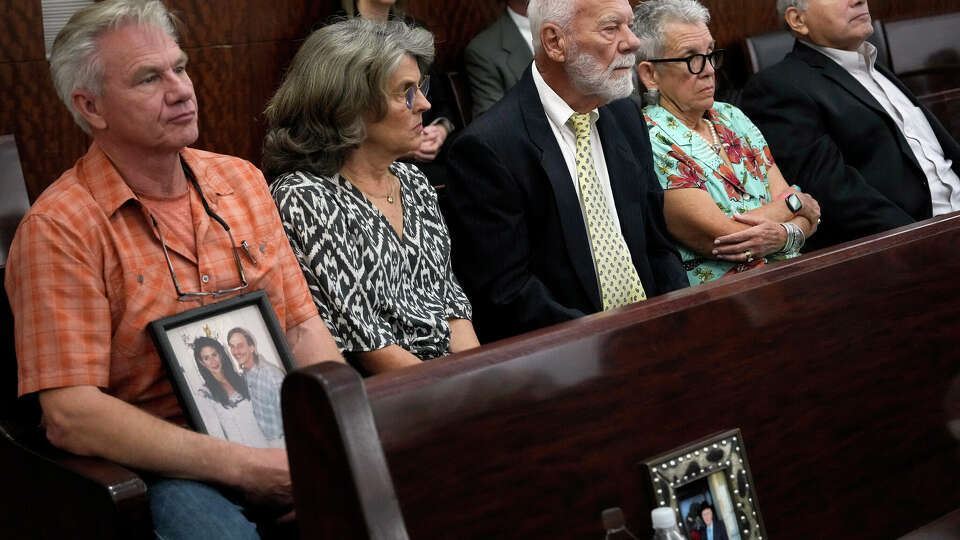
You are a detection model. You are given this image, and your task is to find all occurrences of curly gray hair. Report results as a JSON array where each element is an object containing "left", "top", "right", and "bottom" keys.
[
  {"left": 262, "top": 18, "right": 434, "bottom": 180},
  {"left": 632, "top": 0, "right": 711, "bottom": 62},
  {"left": 49, "top": 0, "right": 179, "bottom": 134}
]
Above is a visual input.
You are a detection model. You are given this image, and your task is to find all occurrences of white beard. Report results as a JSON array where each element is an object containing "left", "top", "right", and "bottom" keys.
[{"left": 565, "top": 47, "right": 636, "bottom": 103}]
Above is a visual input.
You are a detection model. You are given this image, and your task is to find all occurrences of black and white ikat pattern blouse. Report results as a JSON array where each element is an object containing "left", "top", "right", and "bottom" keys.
[{"left": 271, "top": 161, "right": 472, "bottom": 362}]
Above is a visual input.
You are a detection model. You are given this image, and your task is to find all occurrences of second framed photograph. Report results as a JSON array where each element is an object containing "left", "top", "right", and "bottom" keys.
[
  {"left": 640, "top": 429, "right": 767, "bottom": 540},
  {"left": 148, "top": 290, "right": 295, "bottom": 449}
]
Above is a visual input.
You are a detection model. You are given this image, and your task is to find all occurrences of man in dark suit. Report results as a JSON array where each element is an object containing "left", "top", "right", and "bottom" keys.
[
  {"left": 697, "top": 505, "right": 729, "bottom": 540},
  {"left": 464, "top": 0, "right": 534, "bottom": 117},
  {"left": 446, "top": 0, "right": 687, "bottom": 343},
  {"left": 741, "top": 0, "right": 960, "bottom": 251}
]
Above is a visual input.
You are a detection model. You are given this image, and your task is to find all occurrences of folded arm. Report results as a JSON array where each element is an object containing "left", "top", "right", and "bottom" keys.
[{"left": 664, "top": 164, "right": 820, "bottom": 260}]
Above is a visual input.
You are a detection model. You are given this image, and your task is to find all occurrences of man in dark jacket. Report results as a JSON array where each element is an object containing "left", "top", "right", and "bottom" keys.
[
  {"left": 446, "top": 0, "right": 687, "bottom": 342},
  {"left": 741, "top": 0, "right": 960, "bottom": 251}
]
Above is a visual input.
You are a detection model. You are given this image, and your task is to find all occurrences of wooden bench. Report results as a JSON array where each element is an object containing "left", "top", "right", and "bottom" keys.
[{"left": 284, "top": 213, "right": 960, "bottom": 539}]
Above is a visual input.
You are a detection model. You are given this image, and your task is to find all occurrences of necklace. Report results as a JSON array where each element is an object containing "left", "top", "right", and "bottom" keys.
[
  {"left": 696, "top": 118, "right": 725, "bottom": 156},
  {"left": 349, "top": 174, "right": 398, "bottom": 204}
]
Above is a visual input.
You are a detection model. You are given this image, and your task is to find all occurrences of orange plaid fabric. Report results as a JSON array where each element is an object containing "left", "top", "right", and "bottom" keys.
[{"left": 5, "top": 143, "right": 317, "bottom": 423}]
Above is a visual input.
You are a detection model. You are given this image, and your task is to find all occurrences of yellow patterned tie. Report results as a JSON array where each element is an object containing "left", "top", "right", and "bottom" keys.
[{"left": 568, "top": 113, "right": 646, "bottom": 310}]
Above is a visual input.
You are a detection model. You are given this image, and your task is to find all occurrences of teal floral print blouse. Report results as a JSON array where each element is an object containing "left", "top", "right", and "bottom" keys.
[{"left": 645, "top": 101, "right": 795, "bottom": 286}]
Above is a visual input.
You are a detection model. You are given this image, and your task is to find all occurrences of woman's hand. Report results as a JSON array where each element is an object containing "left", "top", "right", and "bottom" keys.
[
  {"left": 712, "top": 213, "right": 787, "bottom": 262},
  {"left": 412, "top": 123, "right": 448, "bottom": 162}
]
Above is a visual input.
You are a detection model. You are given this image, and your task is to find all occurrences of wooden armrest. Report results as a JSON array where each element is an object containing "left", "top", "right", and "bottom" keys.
[
  {"left": 898, "top": 508, "right": 960, "bottom": 540},
  {"left": 0, "top": 418, "right": 152, "bottom": 539},
  {"left": 283, "top": 361, "right": 408, "bottom": 540}
]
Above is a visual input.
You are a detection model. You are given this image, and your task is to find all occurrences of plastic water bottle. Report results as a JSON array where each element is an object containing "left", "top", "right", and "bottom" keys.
[
  {"left": 651, "top": 508, "right": 685, "bottom": 540},
  {"left": 601, "top": 507, "right": 638, "bottom": 539}
]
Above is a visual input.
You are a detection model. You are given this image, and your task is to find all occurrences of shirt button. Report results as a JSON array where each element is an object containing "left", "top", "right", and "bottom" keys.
[{"left": 201, "top": 274, "right": 210, "bottom": 284}]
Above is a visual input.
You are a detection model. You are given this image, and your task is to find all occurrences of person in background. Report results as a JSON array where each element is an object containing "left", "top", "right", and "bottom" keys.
[
  {"left": 332, "top": 0, "right": 459, "bottom": 187},
  {"left": 464, "top": 0, "right": 535, "bottom": 118},
  {"left": 741, "top": 0, "right": 960, "bottom": 251},
  {"left": 444, "top": 0, "right": 688, "bottom": 343},
  {"left": 633, "top": 0, "right": 820, "bottom": 285},
  {"left": 264, "top": 19, "right": 479, "bottom": 375},
  {"left": 4, "top": 1, "right": 343, "bottom": 537}
]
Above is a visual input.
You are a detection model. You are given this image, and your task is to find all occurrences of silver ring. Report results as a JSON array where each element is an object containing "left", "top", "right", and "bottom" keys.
[{"left": 744, "top": 249, "right": 754, "bottom": 263}]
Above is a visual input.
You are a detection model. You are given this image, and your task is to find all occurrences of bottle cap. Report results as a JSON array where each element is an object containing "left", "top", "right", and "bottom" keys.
[{"left": 651, "top": 507, "right": 677, "bottom": 529}]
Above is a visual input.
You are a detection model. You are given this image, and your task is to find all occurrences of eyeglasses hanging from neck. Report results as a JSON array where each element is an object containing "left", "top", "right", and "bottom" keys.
[{"left": 149, "top": 160, "right": 248, "bottom": 302}]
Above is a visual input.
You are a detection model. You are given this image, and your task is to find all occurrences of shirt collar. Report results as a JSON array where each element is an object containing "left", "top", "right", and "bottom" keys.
[
  {"left": 507, "top": 6, "right": 530, "bottom": 36},
  {"left": 646, "top": 104, "right": 696, "bottom": 151},
  {"left": 804, "top": 40, "right": 877, "bottom": 74},
  {"left": 532, "top": 65, "right": 600, "bottom": 134},
  {"left": 82, "top": 143, "right": 233, "bottom": 217}
]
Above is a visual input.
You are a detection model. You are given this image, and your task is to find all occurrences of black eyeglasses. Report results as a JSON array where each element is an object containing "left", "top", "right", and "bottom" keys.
[
  {"left": 395, "top": 75, "right": 430, "bottom": 110},
  {"left": 150, "top": 162, "right": 249, "bottom": 302},
  {"left": 648, "top": 49, "right": 725, "bottom": 75}
]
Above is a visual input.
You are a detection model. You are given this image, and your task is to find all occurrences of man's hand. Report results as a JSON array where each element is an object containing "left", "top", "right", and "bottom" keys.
[{"left": 233, "top": 447, "right": 293, "bottom": 507}]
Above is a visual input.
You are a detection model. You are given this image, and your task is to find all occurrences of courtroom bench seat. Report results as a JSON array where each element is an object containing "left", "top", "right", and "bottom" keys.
[{"left": 284, "top": 212, "right": 960, "bottom": 539}]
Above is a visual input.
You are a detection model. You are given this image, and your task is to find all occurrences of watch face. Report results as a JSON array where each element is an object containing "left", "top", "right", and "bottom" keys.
[{"left": 786, "top": 193, "right": 802, "bottom": 213}]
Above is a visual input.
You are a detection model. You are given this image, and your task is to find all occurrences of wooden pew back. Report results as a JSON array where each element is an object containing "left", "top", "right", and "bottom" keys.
[{"left": 284, "top": 214, "right": 960, "bottom": 539}]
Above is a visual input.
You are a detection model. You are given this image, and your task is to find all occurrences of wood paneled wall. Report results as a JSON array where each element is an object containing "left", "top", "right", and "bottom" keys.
[
  {"left": 2, "top": 0, "right": 957, "bottom": 201},
  {"left": 0, "top": 0, "right": 338, "bottom": 202}
]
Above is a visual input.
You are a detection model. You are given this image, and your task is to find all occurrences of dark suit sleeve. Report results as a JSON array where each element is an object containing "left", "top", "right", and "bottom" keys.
[
  {"left": 643, "top": 182, "right": 688, "bottom": 293},
  {"left": 464, "top": 40, "right": 505, "bottom": 118},
  {"left": 446, "top": 132, "right": 586, "bottom": 338},
  {"left": 621, "top": 100, "right": 687, "bottom": 293},
  {"left": 740, "top": 73, "right": 914, "bottom": 248}
]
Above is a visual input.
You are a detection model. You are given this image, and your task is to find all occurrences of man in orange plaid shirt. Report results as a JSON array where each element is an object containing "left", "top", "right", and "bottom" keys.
[{"left": 4, "top": 1, "right": 344, "bottom": 537}]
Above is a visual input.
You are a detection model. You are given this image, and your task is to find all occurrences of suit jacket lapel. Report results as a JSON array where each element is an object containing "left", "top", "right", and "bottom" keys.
[
  {"left": 500, "top": 14, "right": 533, "bottom": 82},
  {"left": 795, "top": 42, "right": 923, "bottom": 173},
  {"left": 518, "top": 69, "right": 602, "bottom": 311}
]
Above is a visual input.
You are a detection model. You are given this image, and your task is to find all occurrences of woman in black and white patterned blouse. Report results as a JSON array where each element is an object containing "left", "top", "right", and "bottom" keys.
[{"left": 263, "top": 18, "right": 479, "bottom": 375}]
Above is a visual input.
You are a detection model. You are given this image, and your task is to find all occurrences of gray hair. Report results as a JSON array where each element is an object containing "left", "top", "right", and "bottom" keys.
[
  {"left": 262, "top": 18, "right": 434, "bottom": 180},
  {"left": 49, "top": 0, "right": 179, "bottom": 134},
  {"left": 777, "top": 0, "right": 808, "bottom": 22},
  {"left": 527, "top": 0, "right": 577, "bottom": 56},
  {"left": 632, "top": 0, "right": 710, "bottom": 62}
]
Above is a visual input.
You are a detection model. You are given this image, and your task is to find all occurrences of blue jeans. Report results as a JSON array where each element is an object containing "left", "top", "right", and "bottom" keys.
[{"left": 149, "top": 478, "right": 260, "bottom": 540}]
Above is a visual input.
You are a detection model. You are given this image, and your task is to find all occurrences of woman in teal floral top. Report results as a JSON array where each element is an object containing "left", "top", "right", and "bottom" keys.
[{"left": 632, "top": 0, "right": 821, "bottom": 285}]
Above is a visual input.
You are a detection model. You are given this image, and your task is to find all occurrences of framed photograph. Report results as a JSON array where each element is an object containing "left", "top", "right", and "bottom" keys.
[
  {"left": 148, "top": 290, "right": 294, "bottom": 449},
  {"left": 641, "top": 429, "right": 767, "bottom": 540}
]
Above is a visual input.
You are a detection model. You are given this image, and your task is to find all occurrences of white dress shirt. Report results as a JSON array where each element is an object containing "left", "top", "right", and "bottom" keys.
[
  {"left": 808, "top": 41, "right": 960, "bottom": 215},
  {"left": 531, "top": 65, "right": 633, "bottom": 271},
  {"left": 506, "top": 5, "right": 534, "bottom": 55}
]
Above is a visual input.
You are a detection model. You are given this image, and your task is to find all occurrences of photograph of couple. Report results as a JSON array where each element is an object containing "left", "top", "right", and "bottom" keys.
[{"left": 168, "top": 303, "right": 289, "bottom": 449}]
